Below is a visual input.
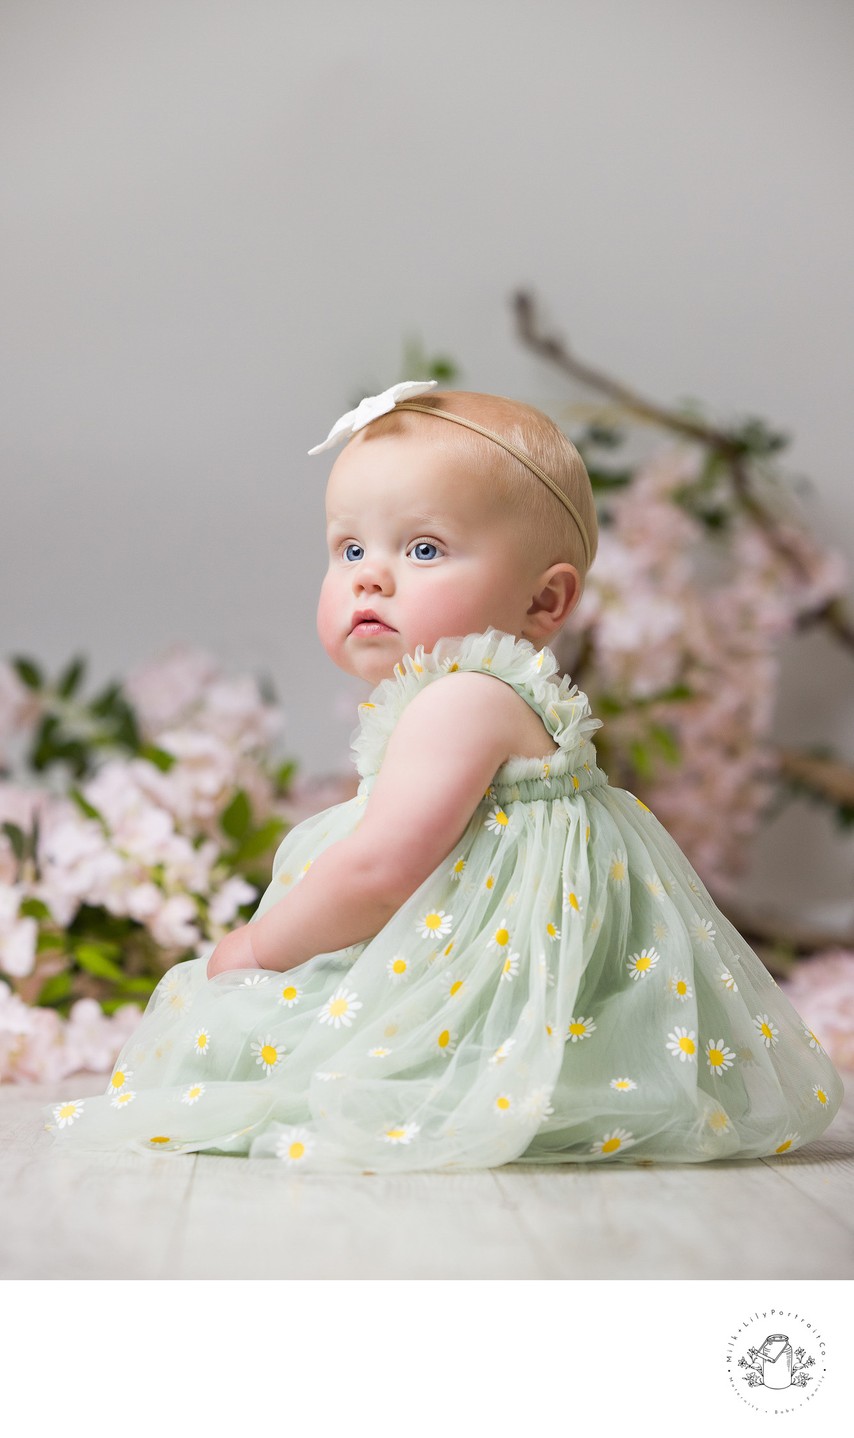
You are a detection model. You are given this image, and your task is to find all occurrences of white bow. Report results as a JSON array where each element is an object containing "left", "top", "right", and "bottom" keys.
[{"left": 307, "top": 380, "right": 439, "bottom": 455}]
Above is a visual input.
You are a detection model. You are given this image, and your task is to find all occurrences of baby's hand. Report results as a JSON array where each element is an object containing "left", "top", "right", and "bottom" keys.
[{"left": 206, "top": 925, "right": 262, "bottom": 979}]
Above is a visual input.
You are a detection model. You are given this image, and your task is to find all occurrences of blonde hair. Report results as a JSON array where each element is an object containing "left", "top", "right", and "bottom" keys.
[{"left": 364, "top": 389, "right": 598, "bottom": 587}]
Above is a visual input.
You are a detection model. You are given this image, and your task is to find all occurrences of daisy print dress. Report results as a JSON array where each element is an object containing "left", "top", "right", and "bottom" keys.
[{"left": 41, "top": 627, "right": 843, "bottom": 1171}]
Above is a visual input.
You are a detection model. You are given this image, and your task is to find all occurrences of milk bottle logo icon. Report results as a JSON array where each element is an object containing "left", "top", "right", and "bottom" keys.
[
  {"left": 739, "top": 1331, "right": 816, "bottom": 1390},
  {"left": 755, "top": 1334, "right": 793, "bottom": 1389}
]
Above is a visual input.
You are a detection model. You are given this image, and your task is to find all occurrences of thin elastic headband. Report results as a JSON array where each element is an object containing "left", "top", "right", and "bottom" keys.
[{"left": 393, "top": 400, "right": 593, "bottom": 568}]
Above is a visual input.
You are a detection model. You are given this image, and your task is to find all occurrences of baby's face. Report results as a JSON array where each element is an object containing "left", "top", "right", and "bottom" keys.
[{"left": 317, "top": 425, "right": 538, "bottom": 684}]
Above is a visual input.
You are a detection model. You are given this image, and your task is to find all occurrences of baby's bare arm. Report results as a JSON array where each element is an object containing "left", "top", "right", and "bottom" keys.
[{"left": 208, "top": 673, "right": 518, "bottom": 975}]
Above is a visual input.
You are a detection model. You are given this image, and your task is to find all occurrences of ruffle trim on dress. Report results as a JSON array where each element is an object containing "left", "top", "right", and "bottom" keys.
[{"left": 349, "top": 626, "right": 604, "bottom": 781}]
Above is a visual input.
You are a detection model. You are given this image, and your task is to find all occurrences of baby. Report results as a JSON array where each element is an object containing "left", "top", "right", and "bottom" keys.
[
  {"left": 206, "top": 383, "right": 598, "bottom": 978},
  {"left": 47, "top": 379, "right": 842, "bottom": 1165}
]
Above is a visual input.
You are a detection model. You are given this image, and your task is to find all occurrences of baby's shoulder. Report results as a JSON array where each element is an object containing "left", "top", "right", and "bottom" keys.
[{"left": 412, "top": 668, "right": 558, "bottom": 763}]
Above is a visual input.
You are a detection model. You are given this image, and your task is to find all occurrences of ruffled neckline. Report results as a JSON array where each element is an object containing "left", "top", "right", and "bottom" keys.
[{"left": 349, "top": 626, "right": 603, "bottom": 783}]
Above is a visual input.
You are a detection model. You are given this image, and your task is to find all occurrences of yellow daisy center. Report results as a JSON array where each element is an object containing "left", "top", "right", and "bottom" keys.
[
  {"left": 485, "top": 875, "right": 495, "bottom": 889},
  {"left": 601, "top": 1136, "right": 621, "bottom": 1154},
  {"left": 110, "top": 1071, "right": 126, "bottom": 1089},
  {"left": 496, "top": 1096, "right": 511, "bottom": 1110},
  {"left": 546, "top": 923, "right": 557, "bottom": 937},
  {"left": 392, "top": 958, "right": 407, "bottom": 975},
  {"left": 679, "top": 1036, "right": 695, "bottom": 1055},
  {"left": 816, "top": 1088, "right": 828, "bottom": 1105},
  {"left": 437, "top": 1030, "right": 450, "bottom": 1048},
  {"left": 423, "top": 912, "right": 443, "bottom": 932},
  {"left": 708, "top": 1048, "right": 724, "bottom": 1068},
  {"left": 494, "top": 810, "right": 508, "bottom": 827},
  {"left": 634, "top": 956, "right": 651, "bottom": 972},
  {"left": 197, "top": 1034, "right": 208, "bottom": 1049},
  {"left": 188, "top": 1086, "right": 201, "bottom": 1099},
  {"left": 261, "top": 1044, "right": 278, "bottom": 1065},
  {"left": 58, "top": 1103, "right": 77, "bottom": 1118},
  {"left": 328, "top": 998, "right": 348, "bottom": 1017},
  {"left": 449, "top": 980, "right": 463, "bottom": 997},
  {"left": 443, "top": 942, "right": 454, "bottom": 955},
  {"left": 502, "top": 957, "right": 514, "bottom": 974},
  {"left": 386, "top": 1127, "right": 405, "bottom": 1140},
  {"left": 150, "top": 1136, "right": 170, "bottom": 1144},
  {"left": 494, "top": 927, "right": 510, "bottom": 947},
  {"left": 760, "top": 1022, "right": 773, "bottom": 1041},
  {"left": 675, "top": 980, "right": 687, "bottom": 995},
  {"left": 614, "top": 1080, "right": 630, "bottom": 1090},
  {"left": 288, "top": 1141, "right": 305, "bottom": 1161},
  {"left": 567, "top": 892, "right": 581, "bottom": 911},
  {"left": 384, "top": 1023, "right": 398, "bottom": 1037},
  {"left": 282, "top": 985, "right": 297, "bottom": 1001},
  {"left": 568, "top": 1022, "right": 587, "bottom": 1038},
  {"left": 453, "top": 860, "right": 465, "bottom": 875},
  {"left": 776, "top": 1139, "right": 792, "bottom": 1153}
]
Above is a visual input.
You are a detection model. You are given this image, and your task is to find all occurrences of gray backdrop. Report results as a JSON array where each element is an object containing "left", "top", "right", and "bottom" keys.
[{"left": 2, "top": 0, "right": 852, "bottom": 922}]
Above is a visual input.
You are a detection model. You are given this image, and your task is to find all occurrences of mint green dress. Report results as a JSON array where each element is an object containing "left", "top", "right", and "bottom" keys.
[{"left": 40, "top": 627, "right": 844, "bottom": 1170}]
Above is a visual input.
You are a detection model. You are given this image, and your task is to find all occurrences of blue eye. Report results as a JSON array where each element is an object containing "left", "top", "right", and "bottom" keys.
[
  {"left": 343, "top": 543, "right": 364, "bottom": 562},
  {"left": 410, "top": 541, "right": 439, "bottom": 561}
]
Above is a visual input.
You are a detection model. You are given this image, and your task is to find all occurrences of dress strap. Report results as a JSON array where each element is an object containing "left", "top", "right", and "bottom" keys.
[{"left": 350, "top": 626, "right": 603, "bottom": 781}]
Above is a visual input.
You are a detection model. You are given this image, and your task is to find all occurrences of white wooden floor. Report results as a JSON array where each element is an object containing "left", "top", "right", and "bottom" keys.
[{"left": 3, "top": 1069, "right": 853, "bottom": 1279}]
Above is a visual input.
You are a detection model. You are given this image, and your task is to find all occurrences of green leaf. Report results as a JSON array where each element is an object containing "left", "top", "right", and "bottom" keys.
[
  {"left": 11, "top": 656, "right": 43, "bottom": 690},
  {"left": 648, "top": 723, "right": 682, "bottom": 766},
  {"left": 139, "top": 743, "right": 176, "bottom": 772},
  {"left": 221, "top": 790, "right": 252, "bottom": 840},
  {"left": 230, "top": 818, "right": 287, "bottom": 865},
  {"left": 69, "top": 787, "right": 105, "bottom": 824},
  {"left": 274, "top": 759, "right": 298, "bottom": 789},
  {"left": 57, "top": 655, "right": 87, "bottom": 698},
  {"left": 628, "top": 739, "right": 654, "bottom": 781},
  {"left": 19, "top": 896, "right": 52, "bottom": 921},
  {"left": 74, "top": 942, "right": 126, "bottom": 982},
  {"left": 1, "top": 822, "right": 26, "bottom": 862},
  {"left": 37, "top": 972, "right": 74, "bottom": 1005}
]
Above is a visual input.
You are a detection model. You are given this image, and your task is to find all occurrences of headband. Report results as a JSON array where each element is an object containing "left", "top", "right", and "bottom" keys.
[{"left": 308, "top": 379, "right": 592, "bottom": 567}]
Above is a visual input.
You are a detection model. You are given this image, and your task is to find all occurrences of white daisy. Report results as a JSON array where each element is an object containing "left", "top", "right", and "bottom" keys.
[
  {"left": 627, "top": 947, "right": 659, "bottom": 981},
  {"left": 107, "top": 1065, "right": 132, "bottom": 1093},
  {"left": 813, "top": 1083, "right": 830, "bottom": 1107},
  {"left": 704, "top": 1038, "right": 736, "bottom": 1076},
  {"left": 275, "top": 1127, "right": 315, "bottom": 1165},
  {"left": 443, "top": 972, "right": 466, "bottom": 1002},
  {"left": 488, "top": 919, "right": 514, "bottom": 950},
  {"left": 706, "top": 1107, "right": 731, "bottom": 1134},
  {"left": 500, "top": 953, "right": 521, "bottom": 982},
  {"left": 562, "top": 888, "right": 584, "bottom": 915},
  {"left": 181, "top": 1082, "right": 206, "bottom": 1105},
  {"left": 666, "top": 1027, "right": 697, "bottom": 1062},
  {"left": 436, "top": 1028, "right": 458, "bottom": 1057},
  {"left": 368, "top": 1046, "right": 391, "bottom": 1058},
  {"left": 387, "top": 954, "right": 410, "bottom": 983},
  {"left": 566, "top": 1016, "right": 596, "bottom": 1042},
  {"left": 720, "top": 967, "right": 738, "bottom": 992},
  {"left": 381, "top": 1121, "right": 420, "bottom": 1144},
  {"left": 416, "top": 910, "right": 453, "bottom": 940},
  {"left": 644, "top": 873, "right": 665, "bottom": 899},
  {"left": 608, "top": 850, "right": 628, "bottom": 884},
  {"left": 609, "top": 1076, "right": 637, "bottom": 1092},
  {"left": 753, "top": 1013, "right": 779, "bottom": 1048},
  {"left": 489, "top": 1039, "right": 516, "bottom": 1066},
  {"left": 242, "top": 973, "right": 270, "bottom": 986},
  {"left": 192, "top": 1028, "right": 212, "bottom": 1056},
  {"left": 521, "top": 1086, "right": 555, "bottom": 1121},
  {"left": 317, "top": 986, "right": 363, "bottom": 1029},
  {"left": 494, "top": 1093, "right": 514, "bottom": 1115},
  {"left": 804, "top": 1026, "right": 825, "bottom": 1052},
  {"left": 110, "top": 1090, "right": 136, "bottom": 1110},
  {"left": 484, "top": 806, "right": 511, "bottom": 836},
  {"left": 652, "top": 919, "right": 669, "bottom": 942},
  {"left": 250, "top": 1034, "right": 286, "bottom": 1074},
  {"left": 591, "top": 1127, "right": 635, "bottom": 1156},
  {"left": 690, "top": 916, "right": 716, "bottom": 947},
  {"left": 52, "top": 1100, "right": 84, "bottom": 1128},
  {"left": 545, "top": 920, "right": 561, "bottom": 942},
  {"left": 774, "top": 1131, "right": 800, "bottom": 1154},
  {"left": 667, "top": 974, "right": 693, "bottom": 1002},
  {"left": 277, "top": 981, "right": 301, "bottom": 1007},
  {"left": 314, "top": 1070, "right": 346, "bottom": 1082},
  {"left": 449, "top": 857, "right": 466, "bottom": 882}
]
